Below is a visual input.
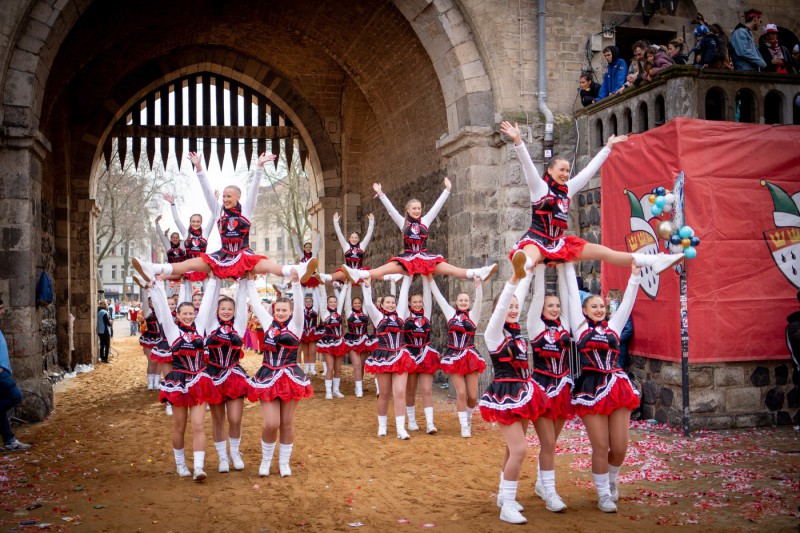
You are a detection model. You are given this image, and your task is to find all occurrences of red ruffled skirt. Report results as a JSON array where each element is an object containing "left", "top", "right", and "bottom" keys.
[
  {"left": 248, "top": 367, "right": 313, "bottom": 402},
  {"left": 439, "top": 348, "right": 486, "bottom": 375},
  {"left": 139, "top": 333, "right": 161, "bottom": 349},
  {"left": 206, "top": 365, "right": 251, "bottom": 403},
  {"left": 365, "top": 349, "right": 417, "bottom": 374},
  {"left": 479, "top": 380, "right": 549, "bottom": 425},
  {"left": 389, "top": 253, "right": 445, "bottom": 276},
  {"left": 317, "top": 337, "right": 348, "bottom": 357},
  {"left": 200, "top": 251, "right": 266, "bottom": 280},
  {"left": 159, "top": 370, "right": 219, "bottom": 407},
  {"left": 405, "top": 345, "right": 440, "bottom": 374},
  {"left": 541, "top": 382, "right": 576, "bottom": 421},
  {"left": 184, "top": 271, "right": 207, "bottom": 282},
  {"left": 572, "top": 372, "right": 640, "bottom": 418},
  {"left": 344, "top": 334, "right": 374, "bottom": 354},
  {"left": 149, "top": 341, "right": 172, "bottom": 363},
  {"left": 301, "top": 330, "right": 323, "bottom": 343},
  {"left": 508, "top": 233, "right": 588, "bottom": 262}
]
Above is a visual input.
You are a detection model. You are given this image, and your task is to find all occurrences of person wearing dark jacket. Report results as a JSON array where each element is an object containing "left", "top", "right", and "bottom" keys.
[
  {"left": 595, "top": 46, "right": 627, "bottom": 101},
  {"left": 759, "top": 24, "right": 793, "bottom": 73},
  {"left": 786, "top": 290, "right": 800, "bottom": 372},
  {"left": 579, "top": 73, "right": 600, "bottom": 107},
  {"left": 97, "top": 301, "right": 113, "bottom": 363},
  {"left": 690, "top": 25, "right": 720, "bottom": 68},
  {"left": 667, "top": 39, "right": 689, "bottom": 65}
]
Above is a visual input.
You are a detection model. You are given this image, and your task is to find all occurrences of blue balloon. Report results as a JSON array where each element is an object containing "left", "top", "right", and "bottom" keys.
[
  {"left": 678, "top": 226, "right": 694, "bottom": 239},
  {"left": 655, "top": 196, "right": 666, "bottom": 208},
  {"left": 684, "top": 246, "right": 697, "bottom": 259},
  {"left": 670, "top": 234, "right": 682, "bottom": 245},
  {"left": 656, "top": 186, "right": 666, "bottom": 196},
  {"left": 651, "top": 205, "right": 663, "bottom": 216},
  {"left": 690, "top": 236, "right": 701, "bottom": 246}
]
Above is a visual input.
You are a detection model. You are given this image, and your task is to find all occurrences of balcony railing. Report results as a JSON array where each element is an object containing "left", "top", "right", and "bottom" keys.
[{"left": 575, "top": 66, "right": 800, "bottom": 153}]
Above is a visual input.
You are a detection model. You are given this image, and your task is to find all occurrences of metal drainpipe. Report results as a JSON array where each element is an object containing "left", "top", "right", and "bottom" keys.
[{"left": 537, "top": 0, "right": 555, "bottom": 160}]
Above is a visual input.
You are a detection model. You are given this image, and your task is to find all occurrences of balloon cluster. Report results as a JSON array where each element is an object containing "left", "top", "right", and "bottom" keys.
[{"left": 650, "top": 186, "right": 700, "bottom": 259}]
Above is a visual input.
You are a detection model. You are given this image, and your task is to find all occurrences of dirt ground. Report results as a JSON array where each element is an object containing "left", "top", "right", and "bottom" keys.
[{"left": 1, "top": 333, "right": 799, "bottom": 532}]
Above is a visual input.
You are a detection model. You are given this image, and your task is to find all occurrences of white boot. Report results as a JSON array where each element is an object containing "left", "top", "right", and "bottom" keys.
[
  {"left": 278, "top": 443, "right": 293, "bottom": 477},
  {"left": 259, "top": 440, "right": 276, "bottom": 477},
  {"left": 283, "top": 258, "right": 318, "bottom": 284},
  {"left": 496, "top": 471, "right": 524, "bottom": 511},
  {"left": 467, "top": 264, "right": 499, "bottom": 282},
  {"left": 424, "top": 407, "right": 437, "bottom": 434},
  {"left": 406, "top": 406, "right": 419, "bottom": 431},
  {"left": 229, "top": 437, "right": 244, "bottom": 470},
  {"left": 594, "top": 473, "right": 617, "bottom": 513},
  {"left": 511, "top": 250, "right": 532, "bottom": 280},
  {"left": 215, "top": 441, "right": 230, "bottom": 473},
  {"left": 540, "top": 470, "right": 567, "bottom": 512},
  {"left": 396, "top": 416, "right": 410, "bottom": 440},
  {"left": 608, "top": 464, "right": 621, "bottom": 502},
  {"left": 355, "top": 380, "right": 363, "bottom": 398},
  {"left": 325, "top": 380, "right": 333, "bottom": 400},
  {"left": 342, "top": 265, "right": 369, "bottom": 284},
  {"left": 192, "top": 451, "right": 207, "bottom": 481},
  {"left": 632, "top": 252, "right": 685, "bottom": 275},
  {"left": 332, "top": 377, "right": 344, "bottom": 398},
  {"left": 498, "top": 480, "right": 527, "bottom": 524},
  {"left": 377, "top": 415, "right": 388, "bottom": 437},
  {"left": 458, "top": 411, "right": 471, "bottom": 438},
  {"left": 174, "top": 448, "right": 191, "bottom": 478}
]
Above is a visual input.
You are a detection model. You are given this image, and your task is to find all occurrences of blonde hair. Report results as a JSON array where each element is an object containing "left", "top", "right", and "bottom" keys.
[{"left": 405, "top": 198, "right": 422, "bottom": 212}]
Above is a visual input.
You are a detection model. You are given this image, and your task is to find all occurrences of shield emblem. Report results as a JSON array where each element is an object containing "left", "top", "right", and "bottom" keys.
[{"left": 764, "top": 228, "right": 800, "bottom": 289}]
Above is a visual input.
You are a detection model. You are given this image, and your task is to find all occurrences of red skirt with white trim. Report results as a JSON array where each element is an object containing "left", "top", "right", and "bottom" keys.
[
  {"left": 572, "top": 370, "right": 640, "bottom": 417},
  {"left": 389, "top": 252, "right": 445, "bottom": 276},
  {"left": 404, "top": 345, "right": 440, "bottom": 374},
  {"left": 365, "top": 349, "right": 417, "bottom": 374},
  {"left": 184, "top": 271, "right": 207, "bottom": 282},
  {"left": 479, "top": 379, "right": 549, "bottom": 425},
  {"left": 200, "top": 250, "right": 267, "bottom": 280},
  {"left": 317, "top": 336, "right": 348, "bottom": 357},
  {"left": 248, "top": 365, "right": 313, "bottom": 402},
  {"left": 439, "top": 347, "right": 486, "bottom": 375},
  {"left": 205, "top": 364, "right": 251, "bottom": 403},
  {"left": 344, "top": 333, "right": 375, "bottom": 354},
  {"left": 508, "top": 232, "right": 588, "bottom": 262},
  {"left": 159, "top": 370, "right": 219, "bottom": 407}
]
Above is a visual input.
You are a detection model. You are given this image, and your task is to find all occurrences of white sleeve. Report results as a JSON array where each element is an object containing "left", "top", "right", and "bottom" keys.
[
  {"left": 312, "top": 232, "right": 321, "bottom": 258},
  {"left": 361, "top": 284, "right": 384, "bottom": 325},
  {"left": 155, "top": 221, "right": 170, "bottom": 252},
  {"left": 233, "top": 280, "right": 249, "bottom": 336},
  {"left": 556, "top": 264, "right": 571, "bottom": 331},
  {"left": 334, "top": 217, "right": 349, "bottom": 252},
  {"left": 397, "top": 275, "right": 412, "bottom": 319},
  {"left": 513, "top": 270, "right": 534, "bottom": 321},
  {"left": 429, "top": 277, "right": 455, "bottom": 320},
  {"left": 422, "top": 276, "right": 432, "bottom": 319},
  {"left": 142, "top": 294, "right": 152, "bottom": 319},
  {"left": 343, "top": 283, "right": 353, "bottom": 318},
  {"left": 202, "top": 204, "right": 218, "bottom": 239},
  {"left": 361, "top": 215, "right": 376, "bottom": 250},
  {"left": 150, "top": 283, "right": 179, "bottom": 343},
  {"left": 170, "top": 204, "right": 187, "bottom": 237},
  {"left": 195, "top": 169, "right": 219, "bottom": 212},
  {"left": 196, "top": 277, "right": 220, "bottom": 335},
  {"left": 378, "top": 193, "right": 407, "bottom": 230},
  {"left": 563, "top": 262, "right": 587, "bottom": 337},
  {"left": 336, "top": 284, "right": 347, "bottom": 316},
  {"left": 609, "top": 273, "right": 641, "bottom": 334},
  {"left": 289, "top": 281, "right": 304, "bottom": 337},
  {"left": 527, "top": 264, "right": 546, "bottom": 337},
  {"left": 316, "top": 285, "right": 329, "bottom": 321},
  {"left": 421, "top": 188, "right": 451, "bottom": 227},
  {"left": 566, "top": 146, "right": 611, "bottom": 199},
  {"left": 514, "top": 142, "right": 548, "bottom": 201},
  {"left": 484, "top": 281, "right": 517, "bottom": 351},
  {"left": 469, "top": 281, "right": 483, "bottom": 325},
  {"left": 242, "top": 167, "right": 263, "bottom": 220},
  {"left": 247, "top": 279, "right": 273, "bottom": 329}
]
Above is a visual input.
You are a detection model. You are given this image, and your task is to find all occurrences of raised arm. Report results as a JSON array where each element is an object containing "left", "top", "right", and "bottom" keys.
[
  {"left": 343, "top": 283, "right": 353, "bottom": 318},
  {"left": 374, "top": 183, "right": 406, "bottom": 229},
  {"left": 316, "top": 284, "right": 329, "bottom": 321},
  {"left": 566, "top": 135, "right": 627, "bottom": 199},
  {"left": 500, "top": 121, "right": 547, "bottom": 201},
  {"left": 288, "top": 281, "right": 304, "bottom": 337},
  {"left": 336, "top": 283, "right": 347, "bottom": 316},
  {"left": 149, "top": 282, "right": 179, "bottom": 343},
  {"left": 397, "top": 275, "right": 412, "bottom": 319},
  {"left": 202, "top": 203, "right": 219, "bottom": 239},
  {"left": 609, "top": 269, "right": 642, "bottom": 335},
  {"left": 361, "top": 213, "right": 376, "bottom": 250},
  {"left": 246, "top": 279, "right": 273, "bottom": 329},
  {"left": 196, "top": 277, "right": 220, "bottom": 335},
  {"left": 555, "top": 264, "right": 571, "bottom": 330},
  {"left": 484, "top": 281, "right": 518, "bottom": 352},
  {"left": 168, "top": 200, "right": 187, "bottom": 237},
  {"left": 242, "top": 166, "right": 264, "bottom": 220},
  {"left": 527, "top": 264, "right": 546, "bottom": 337},
  {"left": 513, "top": 270, "right": 534, "bottom": 322},
  {"left": 361, "top": 283, "right": 384, "bottom": 326},
  {"left": 422, "top": 276, "right": 432, "bottom": 319},
  {"left": 189, "top": 152, "right": 218, "bottom": 212},
  {"left": 155, "top": 217, "right": 170, "bottom": 252},
  {"left": 428, "top": 276, "right": 455, "bottom": 320},
  {"left": 333, "top": 212, "right": 349, "bottom": 252},
  {"left": 421, "top": 179, "right": 451, "bottom": 227},
  {"left": 312, "top": 231, "right": 321, "bottom": 258},
  {"left": 233, "top": 280, "right": 249, "bottom": 336},
  {"left": 469, "top": 279, "right": 483, "bottom": 325},
  {"left": 563, "top": 262, "right": 587, "bottom": 337}
]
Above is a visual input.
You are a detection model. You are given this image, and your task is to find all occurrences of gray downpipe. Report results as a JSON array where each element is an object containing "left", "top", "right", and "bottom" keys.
[{"left": 537, "top": 0, "right": 555, "bottom": 159}]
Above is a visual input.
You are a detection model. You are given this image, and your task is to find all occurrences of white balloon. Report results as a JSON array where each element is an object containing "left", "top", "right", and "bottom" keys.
[
  {"left": 662, "top": 203, "right": 673, "bottom": 213},
  {"left": 665, "top": 193, "right": 675, "bottom": 204}
]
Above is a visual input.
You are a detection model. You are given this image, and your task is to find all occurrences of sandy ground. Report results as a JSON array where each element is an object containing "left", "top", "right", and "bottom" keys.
[{"left": 1, "top": 331, "right": 799, "bottom": 532}]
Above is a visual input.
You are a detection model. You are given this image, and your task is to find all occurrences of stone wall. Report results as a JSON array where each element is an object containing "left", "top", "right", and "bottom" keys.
[{"left": 630, "top": 356, "right": 800, "bottom": 429}]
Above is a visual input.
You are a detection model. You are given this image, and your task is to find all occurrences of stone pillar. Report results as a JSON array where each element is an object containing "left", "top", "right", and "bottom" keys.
[
  {"left": 311, "top": 196, "right": 343, "bottom": 275},
  {"left": 70, "top": 196, "right": 97, "bottom": 366},
  {"left": 0, "top": 127, "right": 54, "bottom": 421}
]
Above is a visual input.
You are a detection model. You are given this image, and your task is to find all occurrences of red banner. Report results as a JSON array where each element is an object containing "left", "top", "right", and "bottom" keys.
[{"left": 600, "top": 118, "right": 800, "bottom": 363}]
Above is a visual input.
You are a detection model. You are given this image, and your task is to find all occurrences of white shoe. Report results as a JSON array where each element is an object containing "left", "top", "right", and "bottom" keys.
[
  {"left": 176, "top": 464, "right": 191, "bottom": 478},
  {"left": 545, "top": 492, "right": 567, "bottom": 512},
  {"left": 377, "top": 426, "right": 387, "bottom": 437},
  {"left": 461, "top": 425, "right": 471, "bottom": 438},
  {"left": 279, "top": 463, "right": 292, "bottom": 477},
  {"left": 218, "top": 459, "right": 230, "bottom": 473},
  {"left": 193, "top": 469, "right": 207, "bottom": 482},
  {"left": 383, "top": 273, "right": 403, "bottom": 283},
  {"left": 496, "top": 497, "right": 524, "bottom": 512},
  {"left": 408, "top": 420, "right": 420, "bottom": 431},
  {"left": 165, "top": 404, "right": 173, "bottom": 416},
  {"left": 325, "top": 391, "right": 333, "bottom": 400},
  {"left": 132, "top": 273, "right": 149, "bottom": 289},
  {"left": 652, "top": 253, "right": 685, "bottom": 274},
  {"left": 426, "top": 422, "right": 438, "bottom": 434},
  {"left": 397, "top": 428, "right": 411, "bottom": 440},
  {"left": 597, "top": 495, "right": 617, "bottom": 513},
  {"left": 341, "top": 265, "right": 367, "bottom": 284},
  {"left": 499, "top": 502, "right": 527, "bottom": 524},
  {"left": 132, "top": 257, "right": 155, "bottom": 283},
  {"left": 332, "top": 390, "right": 345, "bottom": 398},
  {"left": 231, "top": 451, "right": 245, "bottom": 471},
  {"left": 535, "top": 480, "right": 545, "bottom": 500},
  {"left": 259, "top": 461, "right": 271, "bottom": 477},
  {"left": 609, "top": 482, "right": 619, "bottom": 502},
  {"left": 511, "top": 250, "right": 530, "bottom": 280},
  {"left": 474, "top": 264, "right": 499, "bottom": 282},
  {"left": 309, "top": 367, "right": 317, "bottom": 376},
  {"left": 355, "top": 390, "right": 363, "bottom": 398}
]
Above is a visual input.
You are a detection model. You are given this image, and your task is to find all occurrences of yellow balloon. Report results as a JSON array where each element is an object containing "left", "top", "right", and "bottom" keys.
[
  {"left": 648, "top": 194, "right": 656, "bottom": 204},
  {"left": 657, "top": 220, "right": 674, "bottom": 240},
  {"left": 681, "top": 238, "right": 691, "bottom": 247}
]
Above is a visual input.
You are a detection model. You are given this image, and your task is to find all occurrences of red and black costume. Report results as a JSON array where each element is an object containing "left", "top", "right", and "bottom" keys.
[
  {"left": 344, "top": 309, "right": 375, "bottom": 354},
  {"left": 402, "top": 310, "right": 440, "bottom": 374},
  {"left": 205, "top": 319, "right": 250, "bottom": 402},
  {"left": 316, "top": 305, "right": 347, "bottom": 357},
  {"left": 362, "top": 284, "right": 416, "bottom": 374},
  {"left": 438, "top": 311, "right": 486, "bottom": 375},
  {"left": 531, "top": 317, "right": 575, "bottom": 420},
  {"left": 200, "top": 201, "right": 266, "bottom": 279},
  {"left": 158, "top": 322, "right": 217, "bottom": 407}
]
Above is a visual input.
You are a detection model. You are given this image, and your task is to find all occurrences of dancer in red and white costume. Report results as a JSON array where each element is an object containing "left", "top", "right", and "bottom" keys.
[
  {"left": 500, "top": 122, "right": 683, "bottom": 278},
  {"left": 329, "top": 211, "right": 375, "bottom": 288},
  {"left": 132, "top": 152, "right": 317, "bottom": 284},
  {"left": 429, "top": 276, "right": 484, "bottom": 437},
  {"left": 137, "top": 288, "right": 162, "bottom": 391},
  {"left": 291, "top": 229, "right": 324, "bottom": 288},
  {"left": 343, "top": 294, "right": 375, "bottom": 398},
  {"left": 398, "top": 276, "right": 440, "bottom": 434},
  {"left": 147, "top": 278, "right": 218, "bottom": 481},
  {"left": 314, "top": 284, "right": 348, "bottom": 399},
  {"left": 299, "top": 292, "right": 321, "bottom": 376},
  {"left": 479, "top": 270, "right": 549, "bottom": 524},
  {"left": 564, "top": 261, "right": 641, "bottom": 513},
  {"left": 165, "top": 192, "right": 218, "bottom": 296},
  {"left": 198, "top": 276, "right": 250, "bottom": 473},
  {"left": 245, "top": 271, "right": 312, "bottom": 477},
  {"left": 342, "top": 178, "right": 497, "bottom": 283}
]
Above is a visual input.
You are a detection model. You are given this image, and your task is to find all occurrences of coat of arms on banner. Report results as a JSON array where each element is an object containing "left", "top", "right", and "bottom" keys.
[
  {"left": 763, "top": 180, "right": 800, "bottom": 289},
  {"left": 623, "top": 189, "right": 662, "bottom": 299}
]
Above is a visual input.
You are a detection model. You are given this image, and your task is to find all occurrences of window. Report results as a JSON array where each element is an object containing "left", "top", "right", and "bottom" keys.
[
  {"left": 704, "top": 87, "right": 726, "bottom": 121},
  {"left": 594, "top": 119, "right": 604, "bottom": 151},
  {"left": 637, "top": 101, "right": 649, "bottom": 132},
  {"left": 764, "top": 91, "right": 783, "bottom": 125},
  {"left": 264, "top": 238, "right": 270, "bottom": 251},
  {"left": 98, "top": 265, "right": 104, "bottom": 278},
  {"left": 111, "top": 265, "right": 117, "bottom": 280},
  {"left": 119, "top": 245, "right": 125, "bottom": 256},
  {"left": 129, "top": 242, "right": 135, "bottom": 256},
  {"left": 96, "top": 243, "right": 100, "bottom": 255},
  {"left": 277, "top": 236, "right": 283, "bottom": 250},
  {"left": 654, "top": 95, "right": 666, "bottom": 127},
  {"left": 735, "top": 89, "right": 756, "bottom": 123}
]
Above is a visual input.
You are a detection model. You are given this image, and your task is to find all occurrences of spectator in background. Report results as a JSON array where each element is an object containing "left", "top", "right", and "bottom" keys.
[
  {"left": 667, "top": 39, "right": 688, "bottom": 64},
  {"left": 579, "top": 73, "right": 600, "bottom": 107},
  {"left": 576, "top": 277, "right": 592, "bottom": 304},
  {"left": 127, "top": 305, "right": 140, "bottom": 336},
  {"left": 630, "top": 40, "right": 649, "bottom": 82},
  {"left": 594, "top": 46, "right": 627, "bottom": 102},
  {"left": 792, "top": 45, "right": 800, "bottom": 74},
  {"left": 691, "top": 25, "right": 721, "bottom": 68},
  {"left": 643, "top": 45, "right": 674, "bottom": 81},
  {"left": 621, "top": 60, "right": 642, "bottom": 92},
  {"left": 787, "top": 290, "right": 800, "bottom": 372},
  {"left": 97, "top": 300, "right": 112, "bottom": 364},
  {"left": 0, "top": 297, "right": 31, "bottom": 452},
  {"left": 708, "top": 23, "right": 734, "bottom": 69},
  {"left": 731, "top": 9, "right": 767, "bottom": 71},
  {"left": 759, "top": 24, "right": 793, "bottom": 73}
]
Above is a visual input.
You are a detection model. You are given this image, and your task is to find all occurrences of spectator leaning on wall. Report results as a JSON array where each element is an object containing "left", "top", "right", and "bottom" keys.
[
  {"left": 0, "top": 297, "right": 32, "bottom": 452},
  {"left": 731, "top": 8, "right": 767, "bottom": 71}
]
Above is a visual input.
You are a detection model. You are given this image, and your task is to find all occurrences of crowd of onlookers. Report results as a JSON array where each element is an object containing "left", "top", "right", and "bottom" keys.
[{"left": 581, "top": 8, "right": 800, "bottom": 106}]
